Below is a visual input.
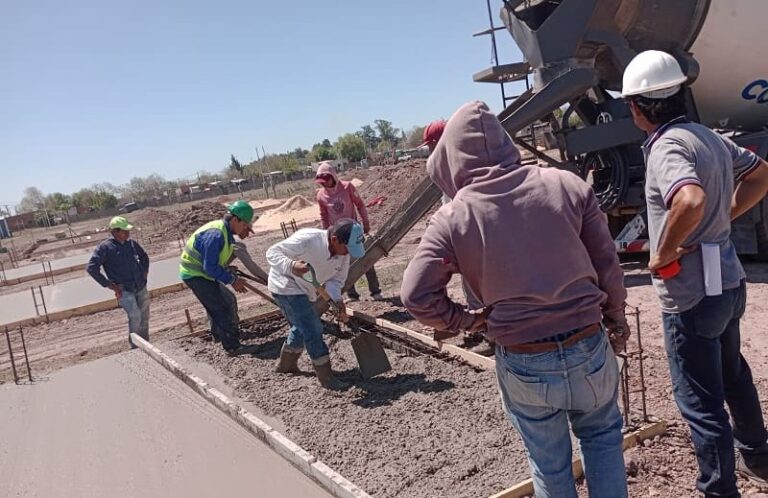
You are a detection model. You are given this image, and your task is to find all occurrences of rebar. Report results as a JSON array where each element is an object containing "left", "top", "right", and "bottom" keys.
[
  {"left": 184, "top": 309, "right": 194, "bottom": 334},
  {"left": 18, "top": 325, "right": 32, "bottom": 382},
  {"left": 4, "top": 326, "right": 19, "bottom": 384},
  {"left": 634, "top": 306, "right": 648, "bottom": 421}
]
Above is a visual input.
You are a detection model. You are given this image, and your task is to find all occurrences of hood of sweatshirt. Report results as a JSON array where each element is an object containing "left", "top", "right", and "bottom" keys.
[
  {"left": 426, "top": 100, "right": 521, "bottom": 200},
  {"left": 316, "top": 162, "right": 342, "bottom": 194}
]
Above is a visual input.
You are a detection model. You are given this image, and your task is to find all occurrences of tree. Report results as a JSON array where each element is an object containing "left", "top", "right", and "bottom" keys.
[
  {"left": 19, "top": 187, "right": 45, "bottom": 213},
  {"left": 310, "top": 142, "right": 337, "bottom": 162},
  {"left": 125, "top": 174, "right": 173, "bottom": 202},
  {"left": 405, "top": 126, "right": 427, "bottom": 148},
  {"left": 374, "top": 119, "right": 400, "bottom": 146},
  {"left": 45, "top": 192, "right": 72, "bottom": 212},
  {"left": 293, "top": 147, "right": 309, "bottom": 160},
  {"left": 335, "top": 133, "right": 366, "bottom": 162},
  {"left": 229, "top": 154, "right": 243, "bottom": 174},
  {"left": 357, "top": 125, "right": 379, "bottom": 150}
]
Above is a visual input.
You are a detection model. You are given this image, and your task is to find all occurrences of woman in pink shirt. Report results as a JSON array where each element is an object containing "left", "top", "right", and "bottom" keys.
[{"left": 314, "top": 162, "right": 382, "bottom": 301}]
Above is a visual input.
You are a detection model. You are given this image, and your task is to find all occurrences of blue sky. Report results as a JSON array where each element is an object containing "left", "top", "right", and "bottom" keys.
[{"left": 0, "top": 0, "right": 524, "bottom": 209}]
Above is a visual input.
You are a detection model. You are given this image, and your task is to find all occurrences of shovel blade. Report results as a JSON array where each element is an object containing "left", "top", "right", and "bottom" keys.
[{"left": 351, "top": 333, "right": 392, "bottom": 379}]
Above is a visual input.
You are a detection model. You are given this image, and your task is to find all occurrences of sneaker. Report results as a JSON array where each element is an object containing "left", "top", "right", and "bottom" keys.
[
  {"left": 736, "top": 452, "right": 768, "bottom": 484},
  {"left": 371, "top": 292, "right": 384, "bottom": 301},
  {"left": 467, "top": 342, "right": 495, "bottom": 357},
  {"left": 345, "top": 296, "right": 360, "bottom": 303}
]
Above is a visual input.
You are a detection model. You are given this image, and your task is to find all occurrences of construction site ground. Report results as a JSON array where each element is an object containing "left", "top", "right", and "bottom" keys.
[{"left": 3, "top": 162, "right": 768, "bottom": 496}]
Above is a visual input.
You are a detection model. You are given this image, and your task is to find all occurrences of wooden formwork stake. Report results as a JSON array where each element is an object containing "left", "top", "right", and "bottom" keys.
[
  {"left": 184, "top": 309, "right": 194, "bottom": 334},
  {"left": 488, "top": 420, "right": 668, "bottom": 498}
]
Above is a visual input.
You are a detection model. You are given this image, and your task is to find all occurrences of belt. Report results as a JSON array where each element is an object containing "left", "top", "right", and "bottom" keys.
[{"left": 500, "top": 323, "right": 602, "bottom": 354}]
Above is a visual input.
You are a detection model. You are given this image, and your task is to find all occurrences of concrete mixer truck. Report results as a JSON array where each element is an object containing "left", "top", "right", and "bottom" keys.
[{"left": 473, "top": 0, "right": 768, "bottom": 258}]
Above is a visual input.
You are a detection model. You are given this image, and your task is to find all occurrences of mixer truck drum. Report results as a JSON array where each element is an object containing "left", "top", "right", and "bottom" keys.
[{"left": 581, "top": 148, "right": 629, "bottom": 212}]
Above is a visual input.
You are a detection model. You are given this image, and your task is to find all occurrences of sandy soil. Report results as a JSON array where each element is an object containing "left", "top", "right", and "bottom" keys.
[{"left": 0, "top": 352, "right": 330, "bottom": 498}]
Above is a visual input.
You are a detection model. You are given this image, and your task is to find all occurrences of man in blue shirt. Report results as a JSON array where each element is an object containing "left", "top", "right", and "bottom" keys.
[
  {"left": 179, "top": 200, "right": 258, "bottom": 355},
  {"left": 87, "top": 216, "right": 150, "bottom": 348}
]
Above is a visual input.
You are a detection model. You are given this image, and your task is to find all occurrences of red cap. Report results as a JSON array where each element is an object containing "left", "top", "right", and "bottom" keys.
[{"left": 419, "top": 120, "right": 446, "bottom": 148}]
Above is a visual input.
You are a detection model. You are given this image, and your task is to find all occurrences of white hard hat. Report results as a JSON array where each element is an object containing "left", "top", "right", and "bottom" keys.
[{"left": 621, "top": 50, "right": 688, "bottom": 99}]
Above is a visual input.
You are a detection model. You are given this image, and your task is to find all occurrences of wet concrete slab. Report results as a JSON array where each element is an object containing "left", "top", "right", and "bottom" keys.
[
  {"left": 2, "top": 253, "right": 91, "bottom": 281},
  {"left": 0, "top": 257, "right": 181, "bottom": 327},
  {"left": 0, "top": 352, "right": 331, "bottom": 498}
]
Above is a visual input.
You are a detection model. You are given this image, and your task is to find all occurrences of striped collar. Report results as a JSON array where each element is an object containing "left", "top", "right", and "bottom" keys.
[{"left": 642, "top": 116, "right": 689, "bottom": 149}]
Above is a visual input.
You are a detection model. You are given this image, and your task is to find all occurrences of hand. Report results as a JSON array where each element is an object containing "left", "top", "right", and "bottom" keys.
[
  {"left": 604, "top": 315, "right": 630, "bottom": 353},
  {"left": 291, "top": 260, "right": 310, "bottom": 277},
  {"left": 231, "top": 277, "right": 247, "bottom": 294},
  {"left": 648, "top": 246, "right": 695, "bottom": 273},
  {"left": 109, "top": 283, "right": 123, "bottom": 300}
]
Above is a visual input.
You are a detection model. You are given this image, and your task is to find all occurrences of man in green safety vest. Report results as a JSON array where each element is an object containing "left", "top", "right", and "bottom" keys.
[{"left": 180, "top": 200, "right": 261, "bottom": 355}]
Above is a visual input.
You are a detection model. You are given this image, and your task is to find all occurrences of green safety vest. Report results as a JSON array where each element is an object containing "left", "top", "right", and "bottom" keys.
[{"left": 178, "top": 220, "right": 234, "bottom": 281}]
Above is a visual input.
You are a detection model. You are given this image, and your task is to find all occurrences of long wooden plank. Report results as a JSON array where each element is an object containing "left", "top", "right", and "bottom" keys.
[
  {"left": 347, "top": 308, "right": 495, "bottom": 370},
  {"left": 488, "top": 420, "right": 668, "bottom": 498}
]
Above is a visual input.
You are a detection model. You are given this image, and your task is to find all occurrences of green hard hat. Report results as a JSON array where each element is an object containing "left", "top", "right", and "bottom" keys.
[
  {"left": 109, "top": 216, "right": 134, "bottom": 230},
  {"left": 227, "top": 199, "right": 254, "bottom": 225}
]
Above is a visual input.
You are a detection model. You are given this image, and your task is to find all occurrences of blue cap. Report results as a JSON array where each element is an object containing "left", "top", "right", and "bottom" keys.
[{"left": 345, "top": 222, "right": 366, "bottom": 258}]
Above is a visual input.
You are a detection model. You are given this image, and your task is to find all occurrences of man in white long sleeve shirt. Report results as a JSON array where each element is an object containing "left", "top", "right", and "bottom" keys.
[{"left": 266, "top": 218, "right": 365, "bottom": 389}]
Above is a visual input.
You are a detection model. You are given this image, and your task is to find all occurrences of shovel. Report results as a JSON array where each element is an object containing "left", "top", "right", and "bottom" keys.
[{"left": 301, "top": 263, "right": 392, "bottom": 379}]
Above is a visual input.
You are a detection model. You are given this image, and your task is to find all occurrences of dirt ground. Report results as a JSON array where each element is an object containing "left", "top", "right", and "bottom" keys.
[{"left": 4, "top": 163, "right": 768, "bottom": 496}]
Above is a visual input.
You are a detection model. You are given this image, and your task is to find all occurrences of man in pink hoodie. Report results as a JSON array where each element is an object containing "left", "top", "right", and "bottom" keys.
[
  {"left": 401, "top": 101, "right": 629, "bottom": 497},
  {"left": 315, "top": 162, "right": 383, "bottom": 301}
]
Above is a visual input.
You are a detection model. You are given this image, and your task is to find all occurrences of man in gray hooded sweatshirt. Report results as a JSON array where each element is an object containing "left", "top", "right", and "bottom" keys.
[{"left": 401, "top": 101, "right": 629, "bottom": 498}]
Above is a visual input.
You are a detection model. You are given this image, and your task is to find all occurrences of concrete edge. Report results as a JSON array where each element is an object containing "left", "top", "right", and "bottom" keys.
[{"left": 130, "top": 333, "right": 372, "bottom": 498}]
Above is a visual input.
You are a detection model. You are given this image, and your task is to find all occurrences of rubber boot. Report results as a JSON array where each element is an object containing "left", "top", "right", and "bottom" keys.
[
  {"left": 313, "top": 359, "right": 349, "bottom": 390},
  {"left": 275, "top": 346, "right": 301, "bottom": 374}
]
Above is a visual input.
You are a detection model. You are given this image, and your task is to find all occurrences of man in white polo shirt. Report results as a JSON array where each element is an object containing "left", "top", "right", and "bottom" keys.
[{"left": 266, "top": 218, "right": 365, "bottom": 390}]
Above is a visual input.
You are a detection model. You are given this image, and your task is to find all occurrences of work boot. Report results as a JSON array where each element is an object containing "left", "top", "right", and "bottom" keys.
[
  {"left": 313, "top": 359, "right": 349, "bottom": 390},
  {"left": 275, "top": 346, "right": 301, "bottom": 374},
  {"left": 737, "top": 451, "right": 768, "bottom": 484},
  {"left": 225, "top": 344, "right": 259, "bottom": 357}
]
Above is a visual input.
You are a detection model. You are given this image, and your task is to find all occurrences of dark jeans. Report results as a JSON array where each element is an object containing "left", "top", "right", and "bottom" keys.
[
  {"left": 663, "top": 281, "right": 768, "bottom": 497},
  {"left": 347, "top": 266, "right": 381, "bottom": 299},
  {"left": 184, "top": 277, "right": 241, "bottom": 350}
]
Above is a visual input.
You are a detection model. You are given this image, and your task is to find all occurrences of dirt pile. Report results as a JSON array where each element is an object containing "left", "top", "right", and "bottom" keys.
[
  {"left": 131, "top": 201, "right": 228, "bottom": 243},
  {"left": 355, "top": 159, "right": 432, "bottom": 229},
  {"left": 271, "top": 195, "right": 314, "bottom": 214}
]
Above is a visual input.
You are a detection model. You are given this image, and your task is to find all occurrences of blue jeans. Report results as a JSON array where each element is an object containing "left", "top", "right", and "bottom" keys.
[
  {"left": 495, "top": 329, "right": 627, "bottom": 498},
  {"left": 272, "top": 293, "right": 329, "bottom": 362},
  {"left": 663, "top": 281, "right": 767, "bottom": 497},
  {"left": 119, "top": 287, "right": 150, "bottom": 349},
  {"left": 184, "top": 277, "right": 241, "bottom": 350}
]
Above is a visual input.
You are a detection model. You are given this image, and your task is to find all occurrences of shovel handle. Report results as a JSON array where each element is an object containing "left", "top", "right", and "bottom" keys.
[{"left": 241, "top": 281, "right": 277, "bottom": 306}]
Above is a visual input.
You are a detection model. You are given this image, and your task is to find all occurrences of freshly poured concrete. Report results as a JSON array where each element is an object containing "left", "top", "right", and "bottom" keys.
[
  {"left": 2, "top": 253, "right": 91, "bottom": 281},
  {"left": 0, "top": 352, "right": 330, "bottom": 498},
  {"left": 0, "top": 257, "right": 181, "bottom": 326}
]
